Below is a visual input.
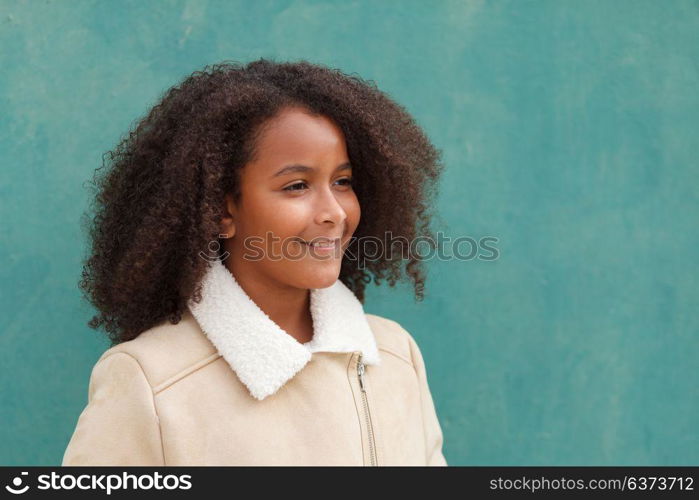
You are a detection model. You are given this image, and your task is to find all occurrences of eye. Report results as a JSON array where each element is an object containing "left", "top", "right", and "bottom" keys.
[
  {"left": 283, "top": 177, "right": 353, "bottom": 192},
  {"left": 283, "top": 182, "right": 308, "bottom": 191}
]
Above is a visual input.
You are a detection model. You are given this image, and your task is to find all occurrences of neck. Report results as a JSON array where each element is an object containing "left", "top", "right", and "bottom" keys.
[{"left": 223, "top": 260, "right": 314, "bottom": 344}]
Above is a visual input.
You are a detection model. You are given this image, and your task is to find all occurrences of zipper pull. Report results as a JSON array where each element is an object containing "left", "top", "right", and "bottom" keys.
[{"left": 357, "top": 354, "right": 366, "bottom": 392}]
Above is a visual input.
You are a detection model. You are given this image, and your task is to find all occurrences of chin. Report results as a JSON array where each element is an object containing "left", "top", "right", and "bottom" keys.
[{"left": 296, "top": 265, "right": 342, "bottom": 290}]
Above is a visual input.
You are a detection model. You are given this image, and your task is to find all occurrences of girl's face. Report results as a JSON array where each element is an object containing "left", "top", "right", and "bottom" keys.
[{"left": 220, "top": 106, "right": 361, "bottom": 291}]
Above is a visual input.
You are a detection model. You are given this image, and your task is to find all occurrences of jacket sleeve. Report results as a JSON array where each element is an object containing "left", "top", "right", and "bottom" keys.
[
  {"left": 405, "top": 329, "right": 448, "bottom": 466},
  {"left": 62, "top": 352, "right": 165, "bottom": 466}
]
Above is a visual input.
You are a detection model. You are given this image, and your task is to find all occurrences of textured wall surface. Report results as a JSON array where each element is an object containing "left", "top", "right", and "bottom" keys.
[{"left": 1, "top": 0, "right": 697, "bottom": 465}]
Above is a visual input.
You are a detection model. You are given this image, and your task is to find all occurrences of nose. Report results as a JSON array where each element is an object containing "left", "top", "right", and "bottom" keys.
[{"left": 314, "top": 184, "right": 347, "bottom": 227}]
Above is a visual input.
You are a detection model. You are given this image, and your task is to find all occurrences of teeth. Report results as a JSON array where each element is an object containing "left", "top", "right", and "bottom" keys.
[{"left": 305, "top": 240, "right": 336, "bottom": 247}]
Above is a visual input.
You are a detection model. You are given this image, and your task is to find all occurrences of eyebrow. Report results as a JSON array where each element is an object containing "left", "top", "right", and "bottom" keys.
[{"left": 272, "top": 162, "right": 352, "bottom": 178}]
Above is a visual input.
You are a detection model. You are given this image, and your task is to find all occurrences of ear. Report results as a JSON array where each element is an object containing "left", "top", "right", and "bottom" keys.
[{"left": 219, "top": 192, "right": 237, "bottom": 239}]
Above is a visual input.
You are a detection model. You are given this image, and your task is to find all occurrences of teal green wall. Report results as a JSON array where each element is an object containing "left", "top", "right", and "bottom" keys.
[{"left": 2, "top": 0, "right": 697, "bottom": 465}]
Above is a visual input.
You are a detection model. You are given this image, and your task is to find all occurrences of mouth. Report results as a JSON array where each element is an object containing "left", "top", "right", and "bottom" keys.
[{"left": 298, "top": 237, "right": 341, "bottom": 249}]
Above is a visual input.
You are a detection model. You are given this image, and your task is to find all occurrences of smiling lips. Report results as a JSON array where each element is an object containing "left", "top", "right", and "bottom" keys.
[
  {"left": 299, "top": 237, "right": 341, "bottom": 253},
  {"left": 304, "top": 239, "right": 337, "bottom": 247},
  {"left": 299, "top": 236, "right": 341, "bottom": 244}
]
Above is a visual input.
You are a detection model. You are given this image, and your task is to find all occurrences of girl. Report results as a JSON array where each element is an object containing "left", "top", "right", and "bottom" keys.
[{"left": 62, "top": 59, "right": 447, "bottom": 466}]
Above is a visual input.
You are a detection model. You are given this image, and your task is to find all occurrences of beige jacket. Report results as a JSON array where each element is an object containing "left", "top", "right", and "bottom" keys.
[{"left": 62, "top": 259, "right": 447, "bottom": 466}]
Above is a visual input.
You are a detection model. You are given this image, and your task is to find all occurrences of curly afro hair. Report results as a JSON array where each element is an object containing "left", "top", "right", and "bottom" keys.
[{"left": 79, "top": 58, "right": 444, "bottom": 346}]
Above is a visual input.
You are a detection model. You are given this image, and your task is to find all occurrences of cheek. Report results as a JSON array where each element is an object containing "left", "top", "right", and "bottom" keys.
[{"left": 246, "top": 200, "right": 309, "bottom": 238}]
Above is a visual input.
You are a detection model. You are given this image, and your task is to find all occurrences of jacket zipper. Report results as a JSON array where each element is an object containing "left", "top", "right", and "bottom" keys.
[{"left": 357, "top": 353, "right": 378, "bottom": 466}]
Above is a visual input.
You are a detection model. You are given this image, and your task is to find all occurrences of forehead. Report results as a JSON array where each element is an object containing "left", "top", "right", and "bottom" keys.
[{"left": 248, "top": 108, "right": 348, "bottom": 171}]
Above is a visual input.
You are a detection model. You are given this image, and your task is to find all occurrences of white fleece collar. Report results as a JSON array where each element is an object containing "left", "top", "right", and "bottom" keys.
[{"left": 187, "top": 258, "right": 381, "bottom": 401}]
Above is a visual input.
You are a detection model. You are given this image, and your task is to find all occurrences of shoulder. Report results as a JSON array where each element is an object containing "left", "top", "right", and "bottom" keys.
[
  {"left": 94, "top": 308, "right": 219, "bottom": 390},
  {"left": 365, "top": 313, "right": 425, "bottom": 368}
]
